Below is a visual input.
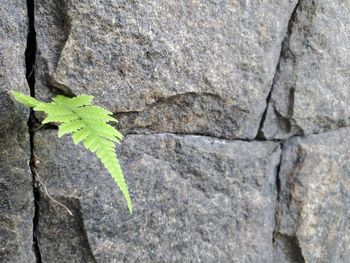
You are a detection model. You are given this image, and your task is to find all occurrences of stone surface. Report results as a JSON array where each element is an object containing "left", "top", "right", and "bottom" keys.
[
  {"left": 35, "top": 0, "right": 298, "bottom": 139},
  {"left": 36, "top": 195, "right": 96, "bottom": 263},
  {"left": 0, "top": 127, "right": 33, "bottom": 263},
  {"left": 274, "top": 128, "right": 350, "bottom": 262},
  {"left": 34, "top": 131, "right": 280, "bottom": 262},
  {"left": 2, "top": 0, "right": 350, "bottom": 262},
  {"left": 0, "top": 1, "right": 34, "bottom": 263},
  {"left": 261, "top": 0, "right": 350, "bottom": 139}
]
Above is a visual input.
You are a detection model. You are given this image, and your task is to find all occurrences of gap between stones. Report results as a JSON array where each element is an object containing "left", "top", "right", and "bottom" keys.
[
  {"left": 269, "top": 1, "right": 306, "bottom": 261},
  {"left": 255, "top": 0, "right": 301, "bottom": 140},
  {"left": 25, "top": 0, "right": 42, "bottom": 262},
  {"left": 248, "top": 1, "right": 306, "bottom": 257},
  {"left": 272, "top": 142, "right": 306, "bottom": 263}
]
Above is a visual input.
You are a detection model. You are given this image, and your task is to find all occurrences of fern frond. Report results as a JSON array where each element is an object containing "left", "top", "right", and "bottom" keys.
[
  {"left": 53, "top": 94, "right": 94, "bottom": 107},
  {"left": 12, "top": 91, "right": 133, "bottom": 213},
  {"left": 12, "top": 91, "right": 41, "bottom": 107},
  {"left": 72, "top": 127, "right": 92, "bottom": 144},
  {"left": 42, "top": 113, "right": 80, "bottom": 124},
  {"left": 58, "top": 119, "right": 86, "bottom": 137}
]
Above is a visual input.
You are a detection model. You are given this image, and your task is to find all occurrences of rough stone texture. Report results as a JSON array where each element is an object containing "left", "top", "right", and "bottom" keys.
[
  {"left": 35, "top": 0, "right": 298, "bottom": 139},
  {"left": 0, "top": 1, "right": 34, "bottom": 262},
  {"left": 2, "top": 0, "right": 350, "bottom": 262},
  {"left": 0, "top": 127, "right": 33, "bottom": 263},
  {"left": 274, "top": 128, "right": 350, "bottom": 263},
  {"left": 36, "top": 194, "right": 96, "bottom": 263},
  {"left": 0, "top": 103, "right": 33, "bottom": 263},
  {"left": 34, "top": 131, "right": 280, "bottom": 262},
  {"left": 261, "top": 0, "right": 350, "bottom": 139}
]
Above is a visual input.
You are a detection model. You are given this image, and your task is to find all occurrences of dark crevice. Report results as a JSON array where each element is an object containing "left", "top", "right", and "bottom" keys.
[
  {"left": 25, "top": 0, "right": 36, "bottom": 97},
  {"left": 275, "top": 144, "right": 283, "bottom": 202},
  {"left": 286, "top": 235, "right": 306, "bottom": 263},
  {"left": 272, "top": 144, "right": 306, "bottom": 263},
  {"left": 29, "top": 132, "right": 42, "bottom": 263},
  {"left": 255, "top": 80, "right": 274, "bottom": 140},
  {"left": 126, "top": 124, "right": 350, "bottom": 143},
  {"left": 272, "top": 143, "right": 283, "bottom": 244},
  {"left": 255, "top": 1, "right": 301, "bottom": 140},
  {"left": 31, "top": 123, "right": 59, "bottom": 132},
  {"left": 124, "top": 131, "right": 284, "bottom": 143},
  {"left": 42, "top": 123, "right": 59, "bottom": 130},
  {"left": 273, "top": 234, "right": 306, "bottom": 263},
  {"left": 25, "top": 0, "right": 42, "bottom": 262}
]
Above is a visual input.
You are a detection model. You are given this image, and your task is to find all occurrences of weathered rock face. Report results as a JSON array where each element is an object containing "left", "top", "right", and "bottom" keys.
[
  {"left": 0, "top": 1, "right": 34, "bottom": 263},
  {"left": 34, "top": 131, "right": 280, "bottom": 262},
  {"left": 261, "top": 0, "right": 350, "bottom": 139},
  {"left": 274, "top": 128, "right": 350, "bottom": 263},
  {"left": 2, "top": 0, "right": 350, "bottom": 262},
  {"left": 0, "top": 123, "right": 33, "bottom": 263},
  {"left": 34, "top": 0, "right": 298, "bottom": 139}
]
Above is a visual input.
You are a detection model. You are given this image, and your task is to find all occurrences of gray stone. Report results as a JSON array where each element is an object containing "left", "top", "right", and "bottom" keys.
[
  {"left": 35, "top": 0, "right": 298, "bottom": 139},
  {"left": 34, "top": 131, "right": 281, "bottom": 262},
  {"left": 0, "top": 128, "right": 33, "bottom": 263},
  {"left": 1, "top": 0, "right": 349, "bottom": 262},
  {"left": 261, "top": 0, "right": 350, "bottom": 139},
  {"left": 0, "top": 1, "right": 34, "bottom": 262},
  {"left": 36, "top": 195, "right": 96, "bottom": 263},
  {"left": 274, "top": 128, "right": 350, "bottom": 262},
  {"left": 0, "top": 1, "right": 28, "bottom": 97}
]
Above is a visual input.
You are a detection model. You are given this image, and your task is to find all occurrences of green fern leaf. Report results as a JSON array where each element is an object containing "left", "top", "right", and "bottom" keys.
[
  {"left": 54, "top": 94, "right": 94, "bottom": 107},
  {"left": 58, "top": 119, "right": 86, "bottom": 137},
  {"left": 72, "top": 127, "right": 92, "bottom": 144},
  {"left": 12, "top": 91, "right": 42, "bottom": 107},
  {"left": 12, "top": 91, "right": 133, "bottom": 213}
]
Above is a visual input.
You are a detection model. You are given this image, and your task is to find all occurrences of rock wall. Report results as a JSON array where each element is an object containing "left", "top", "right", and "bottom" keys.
[
  {"left": 1, "top": 0, "right": 349, "bottom": 262},
  {"left": 0, "top": 1, "right": 35, "bottom": 262}
]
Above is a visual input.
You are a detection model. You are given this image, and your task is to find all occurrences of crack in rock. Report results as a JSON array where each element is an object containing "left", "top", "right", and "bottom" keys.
[
  {"left": 25, "top": 0, "right": 42, "bottom": 262},
  {"left": 256, "top": 0, "right": 301, "bottom": 140},
  {"left": 272, "top": 141, "right": 306, "bottom": 263}
]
